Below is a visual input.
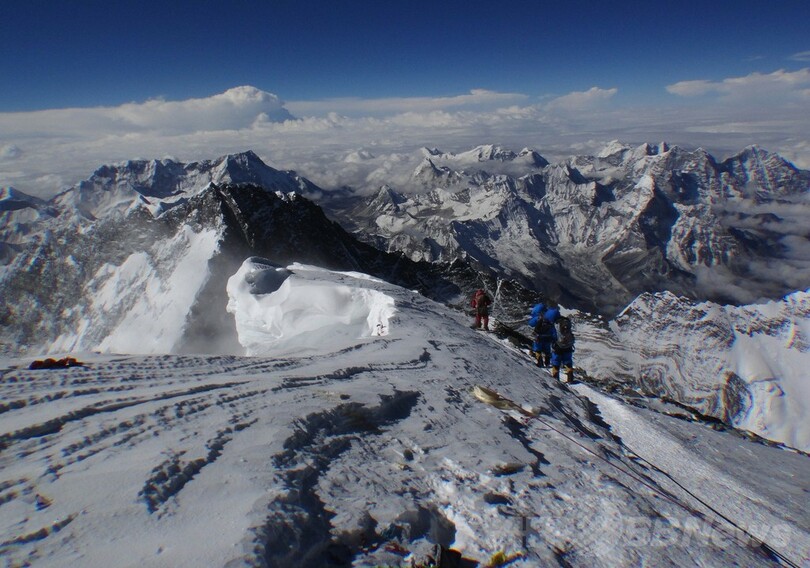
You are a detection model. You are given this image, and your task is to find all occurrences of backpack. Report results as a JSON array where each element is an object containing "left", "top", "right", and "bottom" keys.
[
  {"left": 554, "top": 317, "right": 575, "bottom": 351},
  {"left": 534, "top": 317, "right": 554, "bottom": 339}
]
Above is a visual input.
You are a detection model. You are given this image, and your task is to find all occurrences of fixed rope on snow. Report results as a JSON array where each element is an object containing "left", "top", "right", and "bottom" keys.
[{"left": 472, "top": 385, "right": 801, "bottom": 568}]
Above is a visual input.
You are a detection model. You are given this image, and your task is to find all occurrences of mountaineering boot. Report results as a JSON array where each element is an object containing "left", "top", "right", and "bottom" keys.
[
  {"left": 534, "top": 352, "right": 542, "bottom": 367},
  {"left": 551, "top": 366, "right": 559, "bottom": 379},
  {"left": 564, "top": 365, "right": 574, "bottom": 383}
]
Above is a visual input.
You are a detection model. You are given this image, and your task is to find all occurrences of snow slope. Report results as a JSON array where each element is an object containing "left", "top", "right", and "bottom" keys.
[
  {"left": 1, "top": 263, "right": 807, "bottom": 567},
  {"left": 49, "top": 224, "right": 223, "bottom": 355},
  {"left": 571, "top": 383, "right": 810, "bottom": 560}
]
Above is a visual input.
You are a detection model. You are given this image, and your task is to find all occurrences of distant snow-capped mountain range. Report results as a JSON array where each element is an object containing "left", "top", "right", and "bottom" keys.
[
  {"left": 1, "top": 143, "right": 809, "bottom": 449},
  {"left": 5, "top": 142, "right": 807, "bottom": 316},
  {"left": 326, "top": 141, "right": 810, "bottom": 314}
]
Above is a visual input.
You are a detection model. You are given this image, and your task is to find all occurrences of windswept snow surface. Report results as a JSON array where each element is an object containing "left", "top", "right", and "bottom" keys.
[
  {"left": 1, "top": 265, "right": 808, "bottom": 567},
  {"left": 226, "top": 259, "right": 395, "bottom": 357}
]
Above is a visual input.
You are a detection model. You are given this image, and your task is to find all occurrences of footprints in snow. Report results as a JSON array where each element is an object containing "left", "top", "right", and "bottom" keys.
[
  {"left": 139, "top": 428, "right": 235, "bottom": 514},
  {"left": 251, "top": 391, "right": 421, "bottom": 568}
]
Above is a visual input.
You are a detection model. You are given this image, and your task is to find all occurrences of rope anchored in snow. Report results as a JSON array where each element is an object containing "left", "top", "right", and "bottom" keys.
[{"left": 472, "top": 385, "right": 801, "bottom": 568}]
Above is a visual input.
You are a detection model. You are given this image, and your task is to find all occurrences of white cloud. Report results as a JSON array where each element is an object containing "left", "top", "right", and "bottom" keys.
[
  {"left": 286, "top": 89, "right": 528, "bottom": 117},
  {"left": 684, "top": 120, "right": 798, "bottom": 134},
  {"left": 544, "top": 87, "right": 618, "bottom": 112},
  {"left": 0, "top": 144, "right": 22, "bottom": 159},
  {"left": 666, "top": 79, "right": 714, "bottom": 97},
  {"left": 0, "top": 86, "right": 292, "bottom": 139},
  {"left": 774, "top": 139, "right": 810, "bottom": 170},
  {"left": 666, "top": 68, "right": 810, "bottom": 101},
  {"left": 789, "top": 51, "right": 810, "bottom": 62},
  {"left": 114, "top": 86, "right": 293, "bottom": 132},
  {"left": 344, "top": 150, "right": 376, "bottom": 163}
]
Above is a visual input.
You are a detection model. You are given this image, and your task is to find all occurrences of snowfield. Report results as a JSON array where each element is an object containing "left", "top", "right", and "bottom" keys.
[{"left": 1, "top": 263, "right": 808, "bottom": 567}]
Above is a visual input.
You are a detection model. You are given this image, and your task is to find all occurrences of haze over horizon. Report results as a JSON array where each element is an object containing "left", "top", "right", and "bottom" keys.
[{"left": 1, "top": 0, "right": 809, "bottom": 197}]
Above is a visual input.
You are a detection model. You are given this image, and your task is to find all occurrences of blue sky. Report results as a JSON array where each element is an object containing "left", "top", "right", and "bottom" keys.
[
  {"left": 1, "top": 0, "right": 809, "bottom": 197},
  {"left": 2, "top": 0, "right": 808, "bottom": 111}
]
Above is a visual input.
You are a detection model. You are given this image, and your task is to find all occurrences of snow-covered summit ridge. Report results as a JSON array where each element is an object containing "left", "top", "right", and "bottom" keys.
[
  {"left": 418, "top": 144, "right": 549, "bottom": 172},
  {"left": 0, "top": 179, "right": 468, "bottom": 358},
  {"left": 0, "top": 186, "right": 47, "bottom": 211},
  {"left": 1, "top": 262, "right": 808, "bottom": 567}
]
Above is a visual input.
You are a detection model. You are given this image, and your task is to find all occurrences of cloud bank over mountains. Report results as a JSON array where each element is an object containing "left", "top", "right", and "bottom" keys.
[{"left": 1, "top": 68, "right": 809, "bottom": 198}]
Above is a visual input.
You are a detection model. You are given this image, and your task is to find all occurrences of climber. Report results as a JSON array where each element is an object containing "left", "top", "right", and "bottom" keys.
[
  {"left": 471, "top": 289, "right": 492, "bottom": 331},
  {"left": 532, "top": 310, "right": 555, "bottom": 367}
]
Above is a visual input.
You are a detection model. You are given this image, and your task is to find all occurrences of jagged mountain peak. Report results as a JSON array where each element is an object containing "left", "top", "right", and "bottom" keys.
[
  {"left": 628, "top": 141, "right": 674, "bottom": 162},
  {"left": 469, "top": 144, "right": 516, "bottom": 161},
  {"left": 90, "top": 156, "right": 185, "bottom": 180},
  {"left": 719, "top": 145, "right": 809, "bottom": 197},
  {"left": 425, "top": 144, "right": 548, "bottom": 166},
  {"left": 406, "top": 145, "right": 549, "bottom": 191},
  {"left": 443, "top": 144, "right": 516, "bottom": 163},
  {"left": 596, "top": 140, "right": 678, "bottom": 162},
  {"left": 48, "top": 151, "right": 309, "bottom": 221},
  {"left": 328, "top": 141, "right": 810, "bottom": 316},
  {"left": 413, "top": 156, "right": 440, "bottom": 174},
  {"left": 587, "top": 142, "right": 723, "bottom": 182},
  {"left": 370, "top": 184, "right": 408, "bottom": 208},
  {"left": 208, "top": 150, "right": 294, "bottom": 186},
  {"left": 517, "top": 147, "right": 550, "bottom": 167},
  {"left": 217, "top": 149, "right": 266, "bottom": 167},
  {"left": 725, "top": 144, "right": 796, "bottom": 170},
  {"left": 412, "top": 157, "right": 457, "bottom": 183},
  {"left": 193, "top": 149, "right": 277, "bottom": 176}
]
